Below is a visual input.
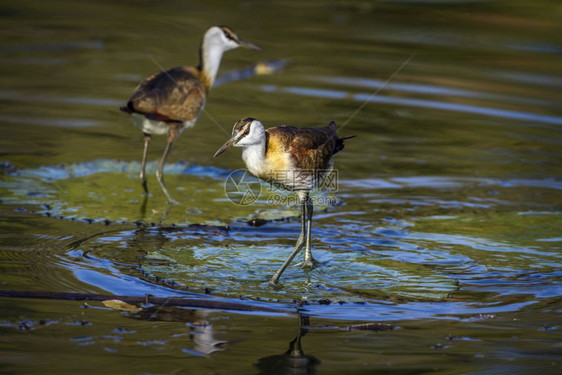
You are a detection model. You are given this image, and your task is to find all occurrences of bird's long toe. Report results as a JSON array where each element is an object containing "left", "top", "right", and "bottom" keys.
[{"left": 296, "top": 258, "right": 318, "bottom": 270}]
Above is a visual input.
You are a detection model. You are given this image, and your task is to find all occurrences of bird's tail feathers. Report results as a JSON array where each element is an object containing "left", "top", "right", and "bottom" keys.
[
  {"left": 334, "top": 134, "right": 356, "bottom": 154},
  {"left": 120, "top": 101, "right": 134, "bottom": 114}
]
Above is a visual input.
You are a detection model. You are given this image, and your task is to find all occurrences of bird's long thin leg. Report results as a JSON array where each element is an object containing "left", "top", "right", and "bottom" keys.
[
  {"left": 156, "top": 125, "right": 180, "bottom": 204},
  {"left": 294, "top": 201, "right": 307, "bottom": 249},
  {"left": 289, "top": 314, "right": 310, "bottom": 358},
  {"left": 139, "top": 194, "right": 148, "bottom": 220},
  {"left": 140, "top": 133, "right": 151, "bottom": 194},
  {"left": 269, "top": 201, "right": 307, "bottom": 285},
  {"left": 298, "top": 195, "right": 318, "bottom": 269}
]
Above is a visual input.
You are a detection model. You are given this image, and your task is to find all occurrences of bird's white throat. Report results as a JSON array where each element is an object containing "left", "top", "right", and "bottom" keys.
[
  {"left": 241, "top": 141, "right": 267, "bottom": 176},
  {"left": 200, "top": 45, "right": 224, "bottom": 88}
]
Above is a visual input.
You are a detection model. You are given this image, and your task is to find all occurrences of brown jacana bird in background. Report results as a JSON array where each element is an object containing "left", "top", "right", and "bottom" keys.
[
  {"left": 214, "top": 118, "right": 355, "bottom": 284},
  {"left": 121, "top": 26, "right": 260, "bottom": 203}
]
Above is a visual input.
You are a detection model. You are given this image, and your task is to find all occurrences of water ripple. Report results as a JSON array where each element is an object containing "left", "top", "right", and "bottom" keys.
[{"left": 259, "top": 84, "right": 562, "bottom": 125}]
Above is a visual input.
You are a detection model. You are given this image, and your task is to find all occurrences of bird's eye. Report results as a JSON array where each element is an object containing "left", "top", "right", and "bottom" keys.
[
  {"left": 223, "top": 30, "right": 236, "bottom": 41},
  {"left": 235, "top": 126, "right": 250, "bottom": 140}
]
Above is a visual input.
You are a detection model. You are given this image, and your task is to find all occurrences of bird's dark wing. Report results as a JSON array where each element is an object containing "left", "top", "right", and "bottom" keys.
[
  {"left": 266, "top": 123, "right": 338, "bottom": 170},
  {"left": 125, "top": 66, "right": 206, "bottom": 123}
]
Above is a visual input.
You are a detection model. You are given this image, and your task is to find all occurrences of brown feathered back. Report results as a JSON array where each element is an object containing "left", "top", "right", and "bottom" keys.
[
  {"left": 122, "top": 66, "right": 206, "bottom": 123},
  {"left": 265, "top": 121, "right": 341, "bottom": 171}
]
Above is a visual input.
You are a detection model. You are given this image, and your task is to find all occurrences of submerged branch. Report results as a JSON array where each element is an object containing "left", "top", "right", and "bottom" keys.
[{"left": 0, "top": 290, "right": 292, "bottom": 314}]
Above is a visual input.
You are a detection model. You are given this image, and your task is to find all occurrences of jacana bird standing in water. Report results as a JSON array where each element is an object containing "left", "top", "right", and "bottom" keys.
[
  {"left": 214, "top": 118, "right": 354, "bottom": 284},
  {"left": 121, "top": 26, "right": 260, "bottom": 203}
]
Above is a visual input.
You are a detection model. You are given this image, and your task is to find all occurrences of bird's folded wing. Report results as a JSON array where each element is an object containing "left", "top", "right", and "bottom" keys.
[
  {"left": 127, "top": 66, "right": 206, "bottom": 123},
  {"left": 267, "top": 125, "right": 337, "bottom": 170}
]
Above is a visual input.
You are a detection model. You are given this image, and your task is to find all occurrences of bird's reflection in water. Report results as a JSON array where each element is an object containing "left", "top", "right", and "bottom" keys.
[
  {"left": 128, "top": 221, "right": 227, "bottom": 279},
  {"left": 138, "top": 195, "right": 174, "bottom": 225},
  {"left": 133, "top": 306, "right": 226, "bottom": 356},
  {"left": 186, "top": 310, "right": 227, "bottom": 356},
  {"left": 255, "top": 314, "right": 320, "bottom": 375}
]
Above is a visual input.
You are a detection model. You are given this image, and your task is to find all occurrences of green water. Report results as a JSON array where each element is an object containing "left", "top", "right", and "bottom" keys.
[{"left": 1, "top": 0, "right": 561, "bottom": 373}]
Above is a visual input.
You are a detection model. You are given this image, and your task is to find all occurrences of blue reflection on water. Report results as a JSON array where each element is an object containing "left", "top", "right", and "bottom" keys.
[{"left": 260, "top": 84, "right": 562, "bottom": 125}]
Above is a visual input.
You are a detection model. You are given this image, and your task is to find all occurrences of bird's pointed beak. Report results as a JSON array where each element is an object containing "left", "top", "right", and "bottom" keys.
[
  {"left": 214, "top": 137, "right": 235, "bottom": 158},
  {"left": 238, "top": 38, "right": 261, "bottom": 51}
]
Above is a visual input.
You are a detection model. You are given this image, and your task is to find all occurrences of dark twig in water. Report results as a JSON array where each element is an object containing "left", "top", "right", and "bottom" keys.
[{"left": 0, "top": 290, "right": 289, "bottom": 314}]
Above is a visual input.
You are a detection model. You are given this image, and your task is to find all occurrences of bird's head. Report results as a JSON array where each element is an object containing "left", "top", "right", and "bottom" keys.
[
  {"left": 205, "top": 26, "right": 261, "bottom": 53},
  {"left": 214, "top": 117, "right": 265, "bottom": 157}
]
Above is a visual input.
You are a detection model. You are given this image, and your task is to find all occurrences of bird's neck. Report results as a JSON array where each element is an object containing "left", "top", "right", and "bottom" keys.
[
  {"left": 241, "top": 141, "right": 267, "bottom": 178},
  {"left": 198, "top": 40, "right": 224, "bottom": 91}
]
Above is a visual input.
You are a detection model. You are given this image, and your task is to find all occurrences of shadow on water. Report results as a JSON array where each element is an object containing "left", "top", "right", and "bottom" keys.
[{"left": 255, "top": 315, "right": 320, "bottom": 375}]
